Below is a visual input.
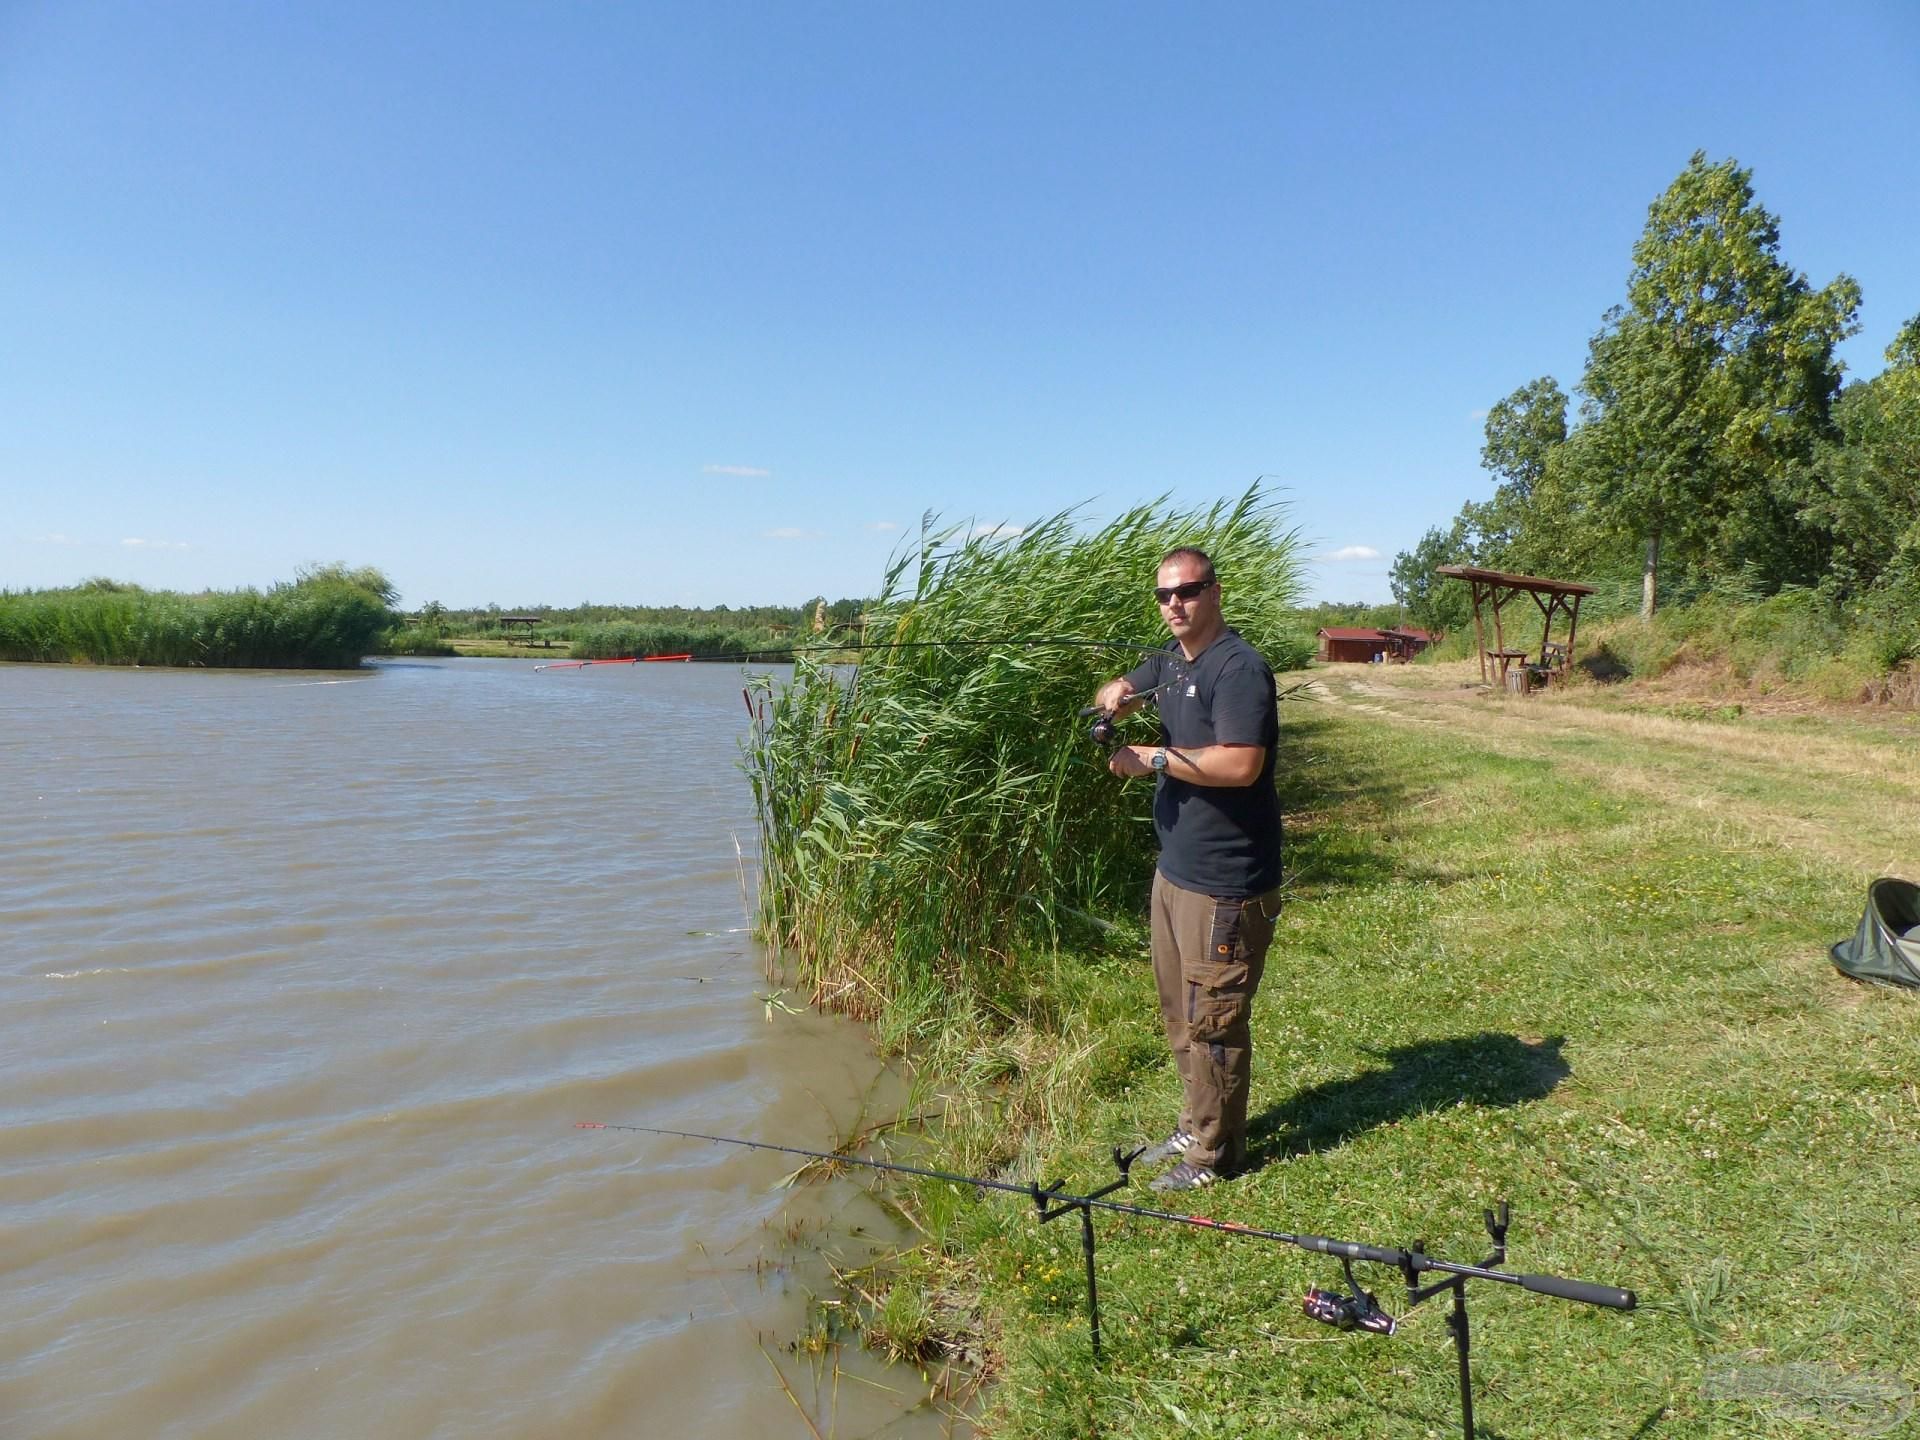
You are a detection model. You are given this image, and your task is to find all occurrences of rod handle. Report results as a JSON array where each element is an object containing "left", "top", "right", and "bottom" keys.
[
  {"left": 1518, "top": 1273, "right": 1636, "bottom": 1309},
  {"left": 1295, "top": 1235, "right": 1405, "bottom": 1266}
]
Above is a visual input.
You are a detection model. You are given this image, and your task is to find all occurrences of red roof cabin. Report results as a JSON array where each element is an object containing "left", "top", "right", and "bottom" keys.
[{"left": 1317, "top": 626, "right": 1433, "bottom": 663}]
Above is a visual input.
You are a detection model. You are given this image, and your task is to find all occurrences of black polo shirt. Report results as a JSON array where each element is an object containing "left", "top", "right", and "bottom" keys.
[{"left": 1122, "top": 628, "right": 1281, "bottom": 898}]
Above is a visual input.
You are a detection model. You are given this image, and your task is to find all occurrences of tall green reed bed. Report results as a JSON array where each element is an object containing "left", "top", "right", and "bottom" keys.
[
  {"left": 746, "top": 491, "right": 1310, "bottom": 1040},
  {"left": 0, "top": 567, "right": 396, "bottom": 668}
]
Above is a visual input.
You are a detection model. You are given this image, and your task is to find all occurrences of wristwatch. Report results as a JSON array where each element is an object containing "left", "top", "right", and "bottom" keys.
[{"left": 1149, "top": 748, "right": 1169, "bottom": 773}]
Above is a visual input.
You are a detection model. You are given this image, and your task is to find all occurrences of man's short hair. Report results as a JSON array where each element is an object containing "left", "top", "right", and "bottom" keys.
[{"left": 1159, "top": 546, "right": 1216, "bottom": 581}]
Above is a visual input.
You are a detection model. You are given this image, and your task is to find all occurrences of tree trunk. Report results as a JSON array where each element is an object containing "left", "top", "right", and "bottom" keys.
[{"left": 1641, "top": 527, "right": 1661, "bottom": 619}]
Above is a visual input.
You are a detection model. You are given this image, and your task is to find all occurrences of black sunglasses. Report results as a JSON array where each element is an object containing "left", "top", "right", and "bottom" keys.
[{"left": 1154, "top": 578, "right": 1215, "bottom": 605}]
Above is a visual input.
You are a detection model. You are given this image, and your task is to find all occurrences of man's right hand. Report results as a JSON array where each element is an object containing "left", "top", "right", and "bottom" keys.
[{"left": 1094, "top": 678, "right": 1140, "bottom": 715}]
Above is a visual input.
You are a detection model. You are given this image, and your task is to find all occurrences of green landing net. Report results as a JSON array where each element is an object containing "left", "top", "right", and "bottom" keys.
[{"left": 1831, "top": 878, "right": 1920, "bottom": 990}]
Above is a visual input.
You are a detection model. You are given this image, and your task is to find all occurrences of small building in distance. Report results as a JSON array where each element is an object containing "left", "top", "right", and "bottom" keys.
[
  {"left": 1317, "top": 626, "right": 1434, "bottom": 663},
  {"left": 1380, "top": 626, "right": 1434, "bottom": 662}
]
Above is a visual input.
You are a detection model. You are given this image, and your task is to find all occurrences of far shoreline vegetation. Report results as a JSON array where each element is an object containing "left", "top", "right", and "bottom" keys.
[
  {"left": 0, "top": 566, "right": 399, "bottom": 670},
  {"left": 0, "top": 570, "right": 871, "bottom": 670},
  {"left": 380, "top": 595, "right": 870, "bottom": 661},
  {"left": 3, "top": 571, "right": 1916, "bottom": 707}
]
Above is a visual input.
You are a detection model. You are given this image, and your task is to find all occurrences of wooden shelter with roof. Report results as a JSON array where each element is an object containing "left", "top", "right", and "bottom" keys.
[
  {"left": 1435, "top": 566, "right": 1595, "bottom": 689},
  {"left": 498, "top": 614, "right": 554, "bottom": 649}
]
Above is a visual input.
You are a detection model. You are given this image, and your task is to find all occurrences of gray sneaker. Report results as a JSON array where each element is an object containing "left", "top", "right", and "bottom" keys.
[
  {"left": 1137, "top": 1129, "right": 1193, "bottom": 1168},
  {"left": 1149, "top": 1161, "right": 1221, "bottom": 1193}
]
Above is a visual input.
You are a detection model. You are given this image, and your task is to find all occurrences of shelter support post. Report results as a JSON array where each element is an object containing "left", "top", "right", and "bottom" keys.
[{"left": 1469, "top": 580, "right": 1489, "bottom": 683}]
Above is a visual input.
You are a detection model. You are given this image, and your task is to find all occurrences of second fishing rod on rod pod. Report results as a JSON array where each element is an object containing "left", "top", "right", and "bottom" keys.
[{"left": 578, "top": 1120, "right": 1636, "bottom": 1440}]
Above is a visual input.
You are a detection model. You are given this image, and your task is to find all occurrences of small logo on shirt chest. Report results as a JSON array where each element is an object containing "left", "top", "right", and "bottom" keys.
[{"left": 1185, "top": 683, "right": 1198, "bottom": 698}]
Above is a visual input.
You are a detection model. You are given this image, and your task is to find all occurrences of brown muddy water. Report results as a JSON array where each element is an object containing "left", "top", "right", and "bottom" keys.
[{"left": 1, "top": 659, "right": 966, "bottom": 1439}]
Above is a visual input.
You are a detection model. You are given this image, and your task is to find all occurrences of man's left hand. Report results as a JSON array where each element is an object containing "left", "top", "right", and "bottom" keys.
[{"left": 1108, "top": 745, "right": 1154, "bottom": 778}]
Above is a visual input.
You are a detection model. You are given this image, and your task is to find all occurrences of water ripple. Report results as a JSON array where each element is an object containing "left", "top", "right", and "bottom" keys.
[{"left": 0, "top": 659, "right": 930, "bottom": 1440}]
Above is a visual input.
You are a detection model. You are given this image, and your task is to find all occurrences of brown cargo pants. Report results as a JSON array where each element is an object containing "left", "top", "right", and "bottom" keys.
[{"left": 1151, "top": 870, "right": 1282, "bottom": 1174}]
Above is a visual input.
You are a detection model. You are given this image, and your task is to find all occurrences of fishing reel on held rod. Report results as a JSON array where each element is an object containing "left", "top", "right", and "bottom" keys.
[
  {"left": 1079, "top": 705, "right": 1123, "bottom": 748},
  {"left": 1080, "top": 669, "right": 1316, "bottom": 750},
  {"left": 1078, "top": 688, "right": 1163, "bottom": 749},
  {"left": 1077, "top": 666, "right": 1190, "bottom": 749}
]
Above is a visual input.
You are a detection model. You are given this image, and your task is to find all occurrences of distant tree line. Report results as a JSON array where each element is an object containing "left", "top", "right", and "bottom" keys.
[{"left": 1392, "top": 152, "right": 1919, "bottom": 661}]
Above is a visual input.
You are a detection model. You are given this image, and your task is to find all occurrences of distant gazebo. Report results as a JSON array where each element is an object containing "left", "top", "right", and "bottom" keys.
[
  {"left": 1436, "top": 566, "right": 1595, "bottom": 689},
  {"left": 499, "top": 615, "right": 543, "bottom": 646}
]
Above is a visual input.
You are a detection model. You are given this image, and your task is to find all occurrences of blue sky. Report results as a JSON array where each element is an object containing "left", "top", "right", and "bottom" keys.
[{"left": 4, "top": 2, "right": 1916, "bottom": 610}]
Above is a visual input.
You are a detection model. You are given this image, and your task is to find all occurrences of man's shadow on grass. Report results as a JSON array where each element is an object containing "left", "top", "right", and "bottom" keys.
[{"left": 1246, "top": 1032, "right": 1569, "bottom": 1171}]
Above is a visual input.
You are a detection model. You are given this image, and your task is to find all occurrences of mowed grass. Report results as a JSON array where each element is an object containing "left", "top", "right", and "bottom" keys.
[{"left": 845, "top": 666, "right": 1920, "bottom": 1439}]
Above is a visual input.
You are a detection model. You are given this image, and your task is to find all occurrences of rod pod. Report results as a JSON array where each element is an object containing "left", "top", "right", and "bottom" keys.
[{"left": 578, "top": 1121, "right": 1636, "bottom": 1438}]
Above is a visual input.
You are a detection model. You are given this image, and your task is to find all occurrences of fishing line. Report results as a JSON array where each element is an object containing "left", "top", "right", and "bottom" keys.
[
  {"left": 533, "top": 636, "right": 1188, "bottom": 672},
  {"left": 539, "top": 632, "right": 1195, "bottom": 749}
]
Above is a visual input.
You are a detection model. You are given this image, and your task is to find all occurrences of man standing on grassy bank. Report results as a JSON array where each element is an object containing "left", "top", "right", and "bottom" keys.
[{"left": 1093, "top": 547, "right": 1283, "bottom": 1192}]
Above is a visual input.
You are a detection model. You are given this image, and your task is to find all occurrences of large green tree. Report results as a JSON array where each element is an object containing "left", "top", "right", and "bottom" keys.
[{"left": 1569, "top": 152, "right": 1859, "bottom": 615}]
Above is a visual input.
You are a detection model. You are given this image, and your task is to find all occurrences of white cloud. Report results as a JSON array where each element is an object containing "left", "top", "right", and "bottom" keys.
[
  {"left": 33, "top": 532, "right": 83, "bottom": 545},
  {"left": 865, "top": 520, "right": 902, "bottom": 533},
  {"left": 121, "top": 537, "right": 190, "bottom": 550},
  {"left": 704, "top": 463, "right": 772, "bottom": 478},
  {"left": 1468, "top": 408, "right": 1490, "bottom": 422},
  {"left": 763, "top": 527, "right": 824, "bottom": 541},
  {"left": 971, "top": 523, "right": 1024, "bottom": 539},
  {"left": 1328, "top": 545, "right": 1381, "bottom": 562}
]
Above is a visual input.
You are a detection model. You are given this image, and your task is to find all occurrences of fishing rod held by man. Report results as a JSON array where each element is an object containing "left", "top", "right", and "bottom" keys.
[{"left": 533, "top": 635, "right": 1193, "bottom": 672}]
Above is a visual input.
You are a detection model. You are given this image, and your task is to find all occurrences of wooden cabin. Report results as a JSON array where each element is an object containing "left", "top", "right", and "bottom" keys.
[{"left": 1317, "top": 626, "right": 1433, "bottom": 663}]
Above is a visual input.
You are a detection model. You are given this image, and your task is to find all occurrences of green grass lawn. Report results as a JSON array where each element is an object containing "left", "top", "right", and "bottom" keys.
[{"left": 836, "top": 664, "right": 1920, "bottom": 1438}]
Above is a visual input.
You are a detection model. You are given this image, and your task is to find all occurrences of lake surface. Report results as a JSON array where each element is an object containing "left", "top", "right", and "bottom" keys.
[{"left": 0, "top": 659, "right": 960, "bottom": 1439}]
